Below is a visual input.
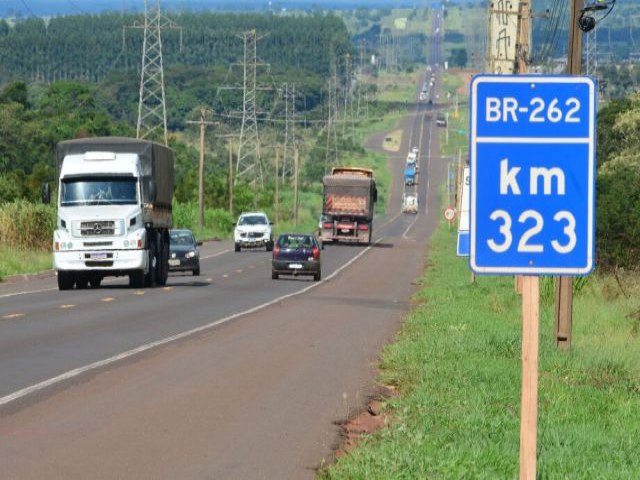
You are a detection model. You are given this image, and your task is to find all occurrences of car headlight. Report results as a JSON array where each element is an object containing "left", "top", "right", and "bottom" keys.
[{"left": 186, "top": 251, "right": 197, "bottom": 259}]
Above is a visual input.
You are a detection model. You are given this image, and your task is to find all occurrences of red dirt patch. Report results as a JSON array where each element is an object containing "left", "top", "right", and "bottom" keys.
[{"left": 334, "top": 385, "right": 399, "bottom": 458}]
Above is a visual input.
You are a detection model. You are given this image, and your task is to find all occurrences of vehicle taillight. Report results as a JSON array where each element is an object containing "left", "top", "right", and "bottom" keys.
[
  {"left": 322, "top": 222, "right": 333, "bottom": 229},
  {"left": 273, "top": 245, "right": 280, "bottom": 258},
  {"left": 358, "top": 224, "right": 369, "bottom": 231},
  {"left": 311, "top": 246, "right": 320, "bottom": 260}
]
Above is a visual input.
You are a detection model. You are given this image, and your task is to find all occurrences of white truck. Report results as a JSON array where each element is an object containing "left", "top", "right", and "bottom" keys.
[{"left": 52, "top": 137, "right": 174, "bottom": 290}]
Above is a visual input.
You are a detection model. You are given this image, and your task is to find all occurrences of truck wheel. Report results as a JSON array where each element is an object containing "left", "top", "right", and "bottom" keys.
[
  {"left": 89, "top": 276, "right": 102, "bottom": 289},
  {"left": 129, "top": 271, "right": 144, "bottom": 288},
  {"left": 235, "top": 243, "right": 241, "bottom": 252},
  {"left": 266, "top": 240, "right": 273, "bottom": 252},
  {"left": 193, "top": 264, "right": 200, "bottom": 276},
  {"left": 156, "top": 233, "right": 169, "bottom": 286},
  {"left": 57, "top": 272, "right": 75, "bottom": 290},
  {"left": 272, "top": 271, "right": 279, "bottom": 280},
  {"left": 313, "top": 270, "right": 321, "bottom": 282},
  {"left": 144, "top": 245, "right": 156, "bottom": 288},
  {"left": 75, "top": 275, "right": 89, "bottom": 289}
]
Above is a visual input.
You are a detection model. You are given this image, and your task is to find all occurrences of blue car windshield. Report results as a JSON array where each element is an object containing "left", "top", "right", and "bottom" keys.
[{"left": 61, "top": 177, "right": 137, "bottom": 206}]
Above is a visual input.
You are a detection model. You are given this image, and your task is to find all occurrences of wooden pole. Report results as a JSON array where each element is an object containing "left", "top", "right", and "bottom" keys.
[
  {"left": 555, "top": 0, "right": 583, "bottom": 350},
  {"left": 228, "top": 137, "right": 233, "bottom": 216},
  {"left": 275, "top": 145, "right": 280, "bottom": 229},
  {"left": 520, "top": 275, "right": 539, "bottom": 480},
  {"left": 198, "top": 108, "right": 205, "bottom": 232},
  {"left": 294, "top": 143, "right": 299, "bottom": 227}
]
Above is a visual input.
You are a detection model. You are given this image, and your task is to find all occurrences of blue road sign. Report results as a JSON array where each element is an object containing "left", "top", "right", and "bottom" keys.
[{"left": 469, "top": 75, "right": 595, "bottom": 275}]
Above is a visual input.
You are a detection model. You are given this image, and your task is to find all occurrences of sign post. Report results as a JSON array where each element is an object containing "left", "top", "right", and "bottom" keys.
[
  {"left": 469, "top": 74, "right": 596, "bottom": 480},
  {"left": 444, "top": 206, "right": 455, "bottom": 229}
]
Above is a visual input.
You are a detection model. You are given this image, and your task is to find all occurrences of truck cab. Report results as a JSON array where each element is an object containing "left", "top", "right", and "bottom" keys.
[{"left": 53, "top": 137, "right": 173, "bottom": 290}]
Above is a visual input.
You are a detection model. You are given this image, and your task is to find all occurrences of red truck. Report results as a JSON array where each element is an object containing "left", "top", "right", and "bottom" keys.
[{"left": 320, "top": 167, "right": 378, "bottom": 245}]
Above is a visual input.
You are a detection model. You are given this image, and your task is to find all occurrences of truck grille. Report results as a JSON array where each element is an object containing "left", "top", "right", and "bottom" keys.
[
  {"left": 80, "top": 221, "right": 115, "bottom": 236},
  {"left": 84, "top": 241, "right": 113, "bottom": 247}
]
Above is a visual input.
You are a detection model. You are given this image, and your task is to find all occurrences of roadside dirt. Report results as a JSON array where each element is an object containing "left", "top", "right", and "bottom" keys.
[{"left": 333, "top": 384, "right": 399, "bottom": 459}]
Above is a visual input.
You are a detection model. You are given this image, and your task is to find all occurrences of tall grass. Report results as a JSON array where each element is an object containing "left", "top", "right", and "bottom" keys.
[{"left": 0, "top": 200, "right": 56, "bottom": 250}]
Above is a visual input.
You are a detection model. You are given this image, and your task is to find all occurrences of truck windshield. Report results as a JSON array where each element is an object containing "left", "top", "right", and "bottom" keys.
[{"left": 61, "top": 177, "right": 137, "bottom": 206}]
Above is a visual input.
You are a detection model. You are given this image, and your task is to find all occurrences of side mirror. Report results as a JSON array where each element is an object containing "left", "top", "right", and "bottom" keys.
[
  {"left": 269, "top": 222, "right": 274, "bottom": 226},
  {"left": 373, "top": 186, "right": 378, "bottom": 203},
  {"left": 42, "top": 183, "right": 51, "bottom": 205},
  {"left": 196, "top": 241, "right": 203, "bottom": 246},
  {"left": 148, "top": 180, "right": 157, "bottom": 202}
]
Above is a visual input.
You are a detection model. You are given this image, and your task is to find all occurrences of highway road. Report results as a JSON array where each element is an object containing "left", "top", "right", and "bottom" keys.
[{"left": 0, "top": 43, "right": 448, "bottom": 480}]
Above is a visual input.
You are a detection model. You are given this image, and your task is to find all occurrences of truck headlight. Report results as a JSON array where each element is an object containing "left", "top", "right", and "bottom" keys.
[{"left": 186, "top": 251, "right": 196, "bottom": 259}]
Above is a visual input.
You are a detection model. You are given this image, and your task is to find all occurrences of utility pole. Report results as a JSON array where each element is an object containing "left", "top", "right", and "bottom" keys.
[
  {"left": 185, "top": 109, "right": 216, "bottom": 232},
  {"left": 282, "top": 82, "right": 296, "bottom": 181},
  {"left": 130, "top": 0, "right": 181, "bottom": 145},
  {"left": 275, "top": 145, "right": 280, "bottom": 229},
  {"left": 293, "top": 142, "right": 299, "bottom": 227},
  {"left": 555, "top": 0, "right": 584, "bottom": 351},
  {"left": 228, "top": 138, "right": 234, "bottom": 216},
  {"left": 198, "top": 109, "right": 206, "bottom": 230},
  {"left": 488, "top": 0, "right": 520, "bottom": 74}
]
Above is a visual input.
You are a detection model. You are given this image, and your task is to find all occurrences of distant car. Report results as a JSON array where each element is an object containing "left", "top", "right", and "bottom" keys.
[
  {"left": 169, "top": 229, "right": 201, "bottom": 276},
  {"left": 233, "top": 212, "right": 274, "bottom": 251},
  {"left": 402, "top": 193, "right": 419, "bottom": 214},
  {"left": 272, "top": 233, "right": 321, "bottom": 281},
  {"left": 436, "top": 114, "right": 447, "bottom": 127}
]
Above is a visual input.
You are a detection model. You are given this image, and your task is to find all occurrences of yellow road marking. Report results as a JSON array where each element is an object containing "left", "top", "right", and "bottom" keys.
[
  {"left": 2, "top": 313, "right": 24, "bottom": 319},
  {"left": 60, "top": 304, "right": 76, "bottom": 309},
  {"left": 101, "top": 297, "right": 115, "bottom": 302},
  {"left": 236, "top": 269, "right": 243, "bottom": 273},
  {"left": 163, "top": 287, "right": 173, "bottom": 291},
  {"left": 133, "top": 291, "right": 145, "bottom": 296},
  {"left": 222, "top": 274, "right": 229, "bottom": 278}
]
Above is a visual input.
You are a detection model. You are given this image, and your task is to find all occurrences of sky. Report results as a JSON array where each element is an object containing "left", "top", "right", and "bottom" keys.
[{"left": 1, "top": 0, "right": 450, "bottom": 18}]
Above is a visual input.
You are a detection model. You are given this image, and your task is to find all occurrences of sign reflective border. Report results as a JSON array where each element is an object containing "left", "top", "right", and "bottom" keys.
[{"left": 469, "top": 75, "right": 596, "bottom": 275}]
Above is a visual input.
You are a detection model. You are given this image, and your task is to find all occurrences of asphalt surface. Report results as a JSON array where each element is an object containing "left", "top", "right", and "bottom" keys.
[{"left": 0, "top": 20, "right": 448, "bottom": 480}]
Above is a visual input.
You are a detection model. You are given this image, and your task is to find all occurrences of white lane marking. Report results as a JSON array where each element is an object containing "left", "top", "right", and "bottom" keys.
[
  {"left": 0, "top": 240, "right": 378, "bottom": 407},
  {"left": 2, "top": 313, "right": 25, "bottom": 320},
  {"left": 201, "top": 249, "right": 232, "bottom": 260},
  {"left": 0, "top": 287, "right": 58, "bottom": 299},
  {"left": 0, "top": 248, "right": 233, "bottom": 300}
]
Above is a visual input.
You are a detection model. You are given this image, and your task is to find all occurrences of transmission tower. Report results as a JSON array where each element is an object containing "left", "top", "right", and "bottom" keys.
[
  {"left": 281, "top": 82, "right": 296, "bottom": 180},
  {"left": 342, "top": 53, "right": 352, "bottom": 137},
  {"left": 324, "top": 64, "right": 339, "bottom": 174},
  {"left": 356, "top": 40, "right": 367, "bottom": 119},
  {"left": 233, "top": 29, "right": 270, "bottom": 183},
  {"left": 130, "top": 0, "right": 181, "bottom": 145}
]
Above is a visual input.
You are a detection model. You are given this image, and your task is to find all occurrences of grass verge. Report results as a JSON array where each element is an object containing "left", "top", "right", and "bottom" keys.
[
  {"left": 320, "top": 223, "right": 640, "bottom": 478},
  {"left": 0, "top": 246, "right": 53, "bottom": 280}
]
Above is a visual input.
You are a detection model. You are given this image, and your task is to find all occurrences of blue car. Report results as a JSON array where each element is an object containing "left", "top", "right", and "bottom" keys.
[{"left": 271, "top": 233, "right": 321, "bottom": 281}]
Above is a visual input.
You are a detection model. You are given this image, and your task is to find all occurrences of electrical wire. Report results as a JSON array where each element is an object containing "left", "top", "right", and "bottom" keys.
[{"left": 18, "top": 0, "right": 37, "bottom": 18}]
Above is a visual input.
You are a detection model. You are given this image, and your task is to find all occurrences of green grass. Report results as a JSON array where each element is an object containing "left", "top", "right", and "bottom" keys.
[
  {"left": 320, "top": 224, "right": 640, "bottom": 479},
  {"left": 0, "top": 246, "right": 53, "bottom": 280}
]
